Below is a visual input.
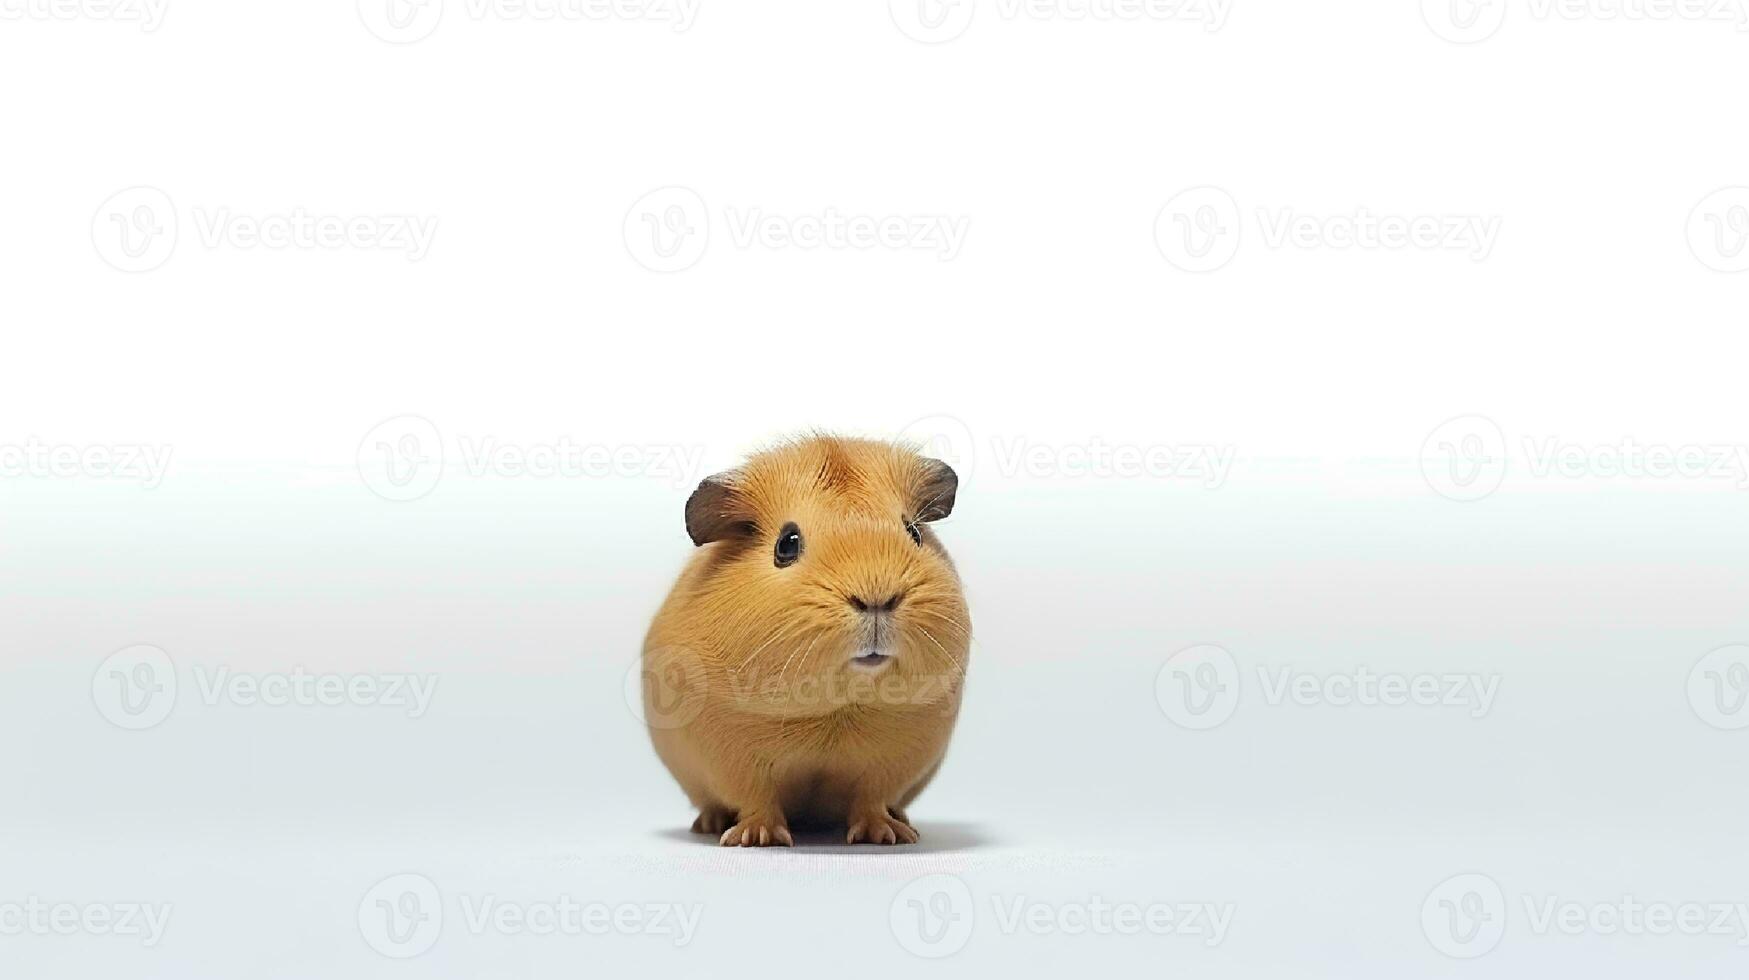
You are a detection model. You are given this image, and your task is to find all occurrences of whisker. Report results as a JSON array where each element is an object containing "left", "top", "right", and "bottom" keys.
[
  {"left": 736, "top": 621, "right": 808, "bottom": 673},
  {"left": 771, "top": 626, "right": 816, "bottom": 689},
  {"left": 915, "top": 624, "right": 966, "bottom": 682},
  {"left": 915, "top": 610, "right": 972, "bottom": 643},
  {"left": 778, "top": 633, "right": 823, "bottom": 732}
]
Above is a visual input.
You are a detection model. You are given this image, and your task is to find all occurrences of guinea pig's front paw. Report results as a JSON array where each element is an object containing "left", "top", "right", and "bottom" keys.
[
  {"left": 691, "top": 806, "right": 737, "bottom": 836},
  {"left": 846, "top": 807, "right": 920, "bottom": 846},
  {"left": 719, "top": 814, "right": 793, "bottom": 847}
]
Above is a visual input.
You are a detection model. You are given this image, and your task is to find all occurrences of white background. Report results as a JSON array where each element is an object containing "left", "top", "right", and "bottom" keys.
[{"left": 4, "top": 0, "right": 1749, "bottom": 976}]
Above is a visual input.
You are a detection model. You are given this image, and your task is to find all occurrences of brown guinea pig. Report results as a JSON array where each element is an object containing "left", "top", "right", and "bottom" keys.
[{"left": 641, "top": 434, "right": 971, "bottom": 846}]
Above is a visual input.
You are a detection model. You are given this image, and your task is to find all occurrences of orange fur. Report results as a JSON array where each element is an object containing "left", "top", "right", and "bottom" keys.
[{"left": 642, "top": 435, "right": 972, "bottom": 846}]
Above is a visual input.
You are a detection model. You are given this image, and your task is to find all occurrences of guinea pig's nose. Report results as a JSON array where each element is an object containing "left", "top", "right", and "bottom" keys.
[{"left": 848, "top": 592, "right": 903, "bottom": 613}]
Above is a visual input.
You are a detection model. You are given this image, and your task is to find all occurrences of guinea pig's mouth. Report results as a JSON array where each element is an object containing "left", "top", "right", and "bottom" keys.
[{"left": 849, "top": 651, "right": 892, "bottom": 670}]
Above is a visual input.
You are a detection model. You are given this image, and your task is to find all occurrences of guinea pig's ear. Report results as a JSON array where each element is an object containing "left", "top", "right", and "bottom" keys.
[
  {"left": 912, "top": 457, "right": 958, "bottom": 523},
  {"left": 684, "top": 471, "right": 749, "bottom": 546}
]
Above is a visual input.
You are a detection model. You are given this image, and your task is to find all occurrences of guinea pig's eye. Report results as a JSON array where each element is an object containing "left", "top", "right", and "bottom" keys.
[
  {"left": 773, "top": 522, "right": 803, "bottom": 567},
  {"left": 905, "top": 520, "right": 923, "bottom": 546}
]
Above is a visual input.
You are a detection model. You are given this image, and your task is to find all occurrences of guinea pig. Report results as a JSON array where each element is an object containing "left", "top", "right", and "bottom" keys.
[{"left": 641, "top": 435, "right": 971, "bottom": 846}]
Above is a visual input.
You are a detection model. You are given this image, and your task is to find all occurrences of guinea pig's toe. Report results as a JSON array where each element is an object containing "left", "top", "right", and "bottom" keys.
[
  {"left": 719, "top": 817, "right": 792, "bottom": 847},
  {"left": 847, "top": 810, "right": 919, "bottom": 846}
]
